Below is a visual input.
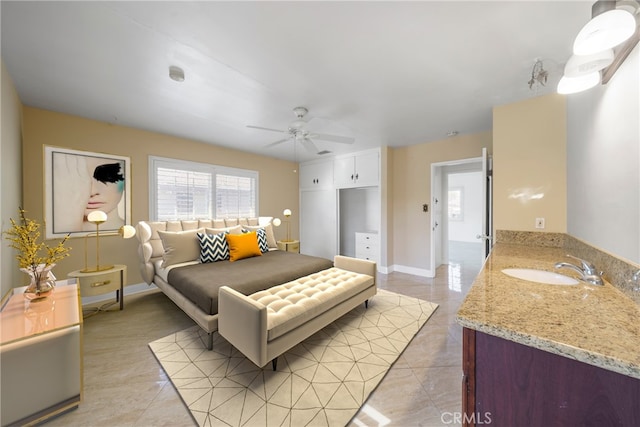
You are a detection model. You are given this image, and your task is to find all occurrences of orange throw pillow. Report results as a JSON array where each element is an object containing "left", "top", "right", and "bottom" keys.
[{"left": 226, "top": 231, "right": 262, "bottom": 262}]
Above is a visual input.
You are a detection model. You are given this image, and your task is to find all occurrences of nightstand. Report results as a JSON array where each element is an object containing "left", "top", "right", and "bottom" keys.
[
  {"left": 68, "top": 264, "right": 126, "bottom": 310},
  {"left": 277, "top": 240, "right": 300, "bottom": 253}
]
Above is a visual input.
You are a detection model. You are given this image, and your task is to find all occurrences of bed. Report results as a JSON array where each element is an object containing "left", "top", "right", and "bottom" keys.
[{"left": 135, "top": 217, "right": 333, "bottom": 349}]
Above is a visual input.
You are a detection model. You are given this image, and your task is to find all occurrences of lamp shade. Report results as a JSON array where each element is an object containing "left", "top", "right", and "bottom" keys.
[
  {"left": 564, "top": 49, "right": 614, "bottom": 77},
  {"left": 87, "top": 210, "right": 108, "bottom": 223},
  {"left": 283, "top": 209, "right": 292, "bottom": 217},
  {"left": 573, "top": 9, "right": 636, "bottom": 55},
  {"left": 120, "top": 225, "right": 136, "bottom": 239},
  {"left": 557, "top": 72, "right": 601, "bottom": 94},
  {"left": 272, "top": 218, "right": 282, "bottom": 227}
]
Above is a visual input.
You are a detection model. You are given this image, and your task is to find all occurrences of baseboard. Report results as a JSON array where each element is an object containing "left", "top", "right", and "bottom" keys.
[
  {"left": 80, "top": 282, "right": 157, "bottom": 306},
  {"left": 389, "top": 264, "right": 434, "bottom": 278}
]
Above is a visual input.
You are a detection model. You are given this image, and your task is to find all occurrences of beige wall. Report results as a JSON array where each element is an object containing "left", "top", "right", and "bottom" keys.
[
  {"left": 21, "top": 107, "right": 299, "bottom": 286},
  {"left": 391, "top": 131, "right": 492, "bottom": 270},
  {"left": 1, "top": 61, "right": 24, "bottom": 296},
  {"left": 493, "top": 94, "right": 567, "bottom": 234},
  {"left": 380, "top": 146, "right": 393, "bottom": 269}
]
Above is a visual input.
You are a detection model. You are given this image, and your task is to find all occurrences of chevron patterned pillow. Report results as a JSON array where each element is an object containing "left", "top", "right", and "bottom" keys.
[
  {"left": 256, "top": 228, "right": 269, "bottom": 253},
  {"left": 197, "top": 232, "right": 229, "bottom": 263},
  {"left": 243, "top": 227, "right": 269, "bottom": 253}
]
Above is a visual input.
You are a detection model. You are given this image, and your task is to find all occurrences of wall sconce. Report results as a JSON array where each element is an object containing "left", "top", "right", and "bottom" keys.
[
  {"left": 558, "top": 0, "right": 639, "bottom": 94},
  {"left": 82, "top": 210, "right": 136, "bottom": 273},
  {"left": 283, "top": 208, "right": 292, "bottom": 242}
]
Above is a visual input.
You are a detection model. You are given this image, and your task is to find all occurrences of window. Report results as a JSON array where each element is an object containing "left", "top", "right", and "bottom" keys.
[
  {"left": 149, "top": 156, "right": 258, "bottom": 221},
  {"left": 448, "top": 187, "right": 464, "bottom": 221}
]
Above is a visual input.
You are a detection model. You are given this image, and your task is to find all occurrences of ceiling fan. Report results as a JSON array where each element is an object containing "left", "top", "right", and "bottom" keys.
[{"left": 247, "top": 106, "right": 355, "bottom": 154}]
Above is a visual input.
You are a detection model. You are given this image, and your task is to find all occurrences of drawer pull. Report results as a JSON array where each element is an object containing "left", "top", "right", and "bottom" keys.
[{"left": 91, "top": 280, "right": 111, "bottom": 288}]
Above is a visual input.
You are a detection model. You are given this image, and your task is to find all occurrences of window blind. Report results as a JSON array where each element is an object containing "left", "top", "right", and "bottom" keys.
[{"left": 150, "top": 157, "right": 258, "bottom": 221}]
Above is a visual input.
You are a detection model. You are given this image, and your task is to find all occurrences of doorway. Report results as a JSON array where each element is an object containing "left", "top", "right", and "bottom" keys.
[
  {"left": 444, "top": 168, "right": 483, "bottom": 268},
  {"left": 430, "top": 149, "right": 492, "bottom": 277}
]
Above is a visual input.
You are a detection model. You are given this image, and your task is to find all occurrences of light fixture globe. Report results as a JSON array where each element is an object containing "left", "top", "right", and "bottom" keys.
[
  {"left": 564, "top": 49, "right": 614, "bottom": 77},
  {"left": 87, "top": 210, "right": 107, "bottom": 223},
  {"left": 120, "top": 225, "right": 136, "bottom": 239},
  {"left": 272, "top": 218, "right": 282, "bottom": 227},
  {"left": 573, "top": 9, "right": 636, "bottom": 55},
  {"left": 557, "top": 72, "right": 601, "bottom": 95},
  {"left": 283, "top": 209, "right": 292, "bottom": 217}
]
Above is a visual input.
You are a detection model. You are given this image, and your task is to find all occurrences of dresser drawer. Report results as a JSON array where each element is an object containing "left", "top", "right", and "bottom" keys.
[
  {"left": 355, "top": 232, "right": 378, "bottom": 246},
  {"left": 355, "top": 245, "right": 378, "bottom": 260},
  {"left": 75, "top": 270, "right": 122, "bottom": 297}
]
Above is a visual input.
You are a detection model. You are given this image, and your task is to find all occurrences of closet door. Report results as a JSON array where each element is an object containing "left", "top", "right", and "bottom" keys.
[{"left": 300, "top": 189, "right": 337, "bottom": 260}]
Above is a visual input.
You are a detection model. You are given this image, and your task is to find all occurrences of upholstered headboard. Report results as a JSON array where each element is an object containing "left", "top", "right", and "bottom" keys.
[{"left": 135, "top": 217, "right": 273, "bottom": 284}]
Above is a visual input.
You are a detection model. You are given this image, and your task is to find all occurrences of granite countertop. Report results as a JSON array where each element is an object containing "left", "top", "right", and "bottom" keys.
[{"left": 456, "top": 243, "right": 640, "bottom": 380}]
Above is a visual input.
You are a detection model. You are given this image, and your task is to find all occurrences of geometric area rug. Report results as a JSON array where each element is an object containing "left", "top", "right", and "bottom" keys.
[{"left": 149, "top": 289, "right": 438, "bottom": 427}]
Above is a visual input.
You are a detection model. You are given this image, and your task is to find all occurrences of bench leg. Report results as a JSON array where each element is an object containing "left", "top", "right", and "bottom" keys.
[
  {"left": 365, "top": 299, "right": 369, "bottom": 309},
  {"left": 207, "top": 333, "right": 213, "bottom": 350},
  {"left": 272, "top": 358, "right": 278, "bottom": 371}
]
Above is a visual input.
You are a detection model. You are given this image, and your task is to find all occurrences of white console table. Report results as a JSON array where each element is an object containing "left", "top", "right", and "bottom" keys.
[{"left": 0, "top": 280, "right": 82, "bottom": 426}]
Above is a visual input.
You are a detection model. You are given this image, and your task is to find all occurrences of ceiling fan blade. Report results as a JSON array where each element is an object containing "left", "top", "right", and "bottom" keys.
[
  {"left": 265, "top": 138, "right": 290, "bottom": 148},
  {"left": 301, "top": 138, "right": 319, "bottom": 153},
  {"left": 309, "top": 133, "right": 355, "bottom": 144},
  {"left": 247, "top": 125, "right": 286, "bottom": 133}
]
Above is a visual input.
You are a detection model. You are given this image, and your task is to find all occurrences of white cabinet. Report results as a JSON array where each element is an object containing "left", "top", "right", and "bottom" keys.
[
  {"left": 300, "top": 189, "right": 337, "bottom": 260},
  {"left": 299, "top": 159, "right": 333, "bottom": 190},
  {"left": 355, "top": 232, "right": 379, "bottom": 263},
  {"left": 1, "top": 282, "right": 82, "bottom": 426},
  {"left": 334, "top": 149, "right": 379, "bottom": 188}
]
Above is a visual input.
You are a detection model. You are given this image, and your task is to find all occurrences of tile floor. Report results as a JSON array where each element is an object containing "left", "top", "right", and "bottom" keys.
[{"left": 46, "top": 242, "right": 483, "bottom": 426}]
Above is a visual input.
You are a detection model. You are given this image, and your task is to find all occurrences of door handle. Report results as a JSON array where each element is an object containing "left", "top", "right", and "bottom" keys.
[{"left": 476, "top": 234, "right": 492, "bottom": 241}]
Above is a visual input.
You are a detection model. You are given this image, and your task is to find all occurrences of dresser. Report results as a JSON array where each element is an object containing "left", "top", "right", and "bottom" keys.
[
  {"left": 0, "top": 280, "right": 82, "bottom": 426},
  {"left": 355, "top": 232, "right": 379, "bottom": 263}
]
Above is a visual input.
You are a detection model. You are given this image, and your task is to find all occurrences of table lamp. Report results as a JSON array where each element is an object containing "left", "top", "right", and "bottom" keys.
[
  {"left": 82, "top": 210, "right": 136, "bottom": 272},
  {"left": 283, "top": 209, "right": 292, "bottom": 242}
]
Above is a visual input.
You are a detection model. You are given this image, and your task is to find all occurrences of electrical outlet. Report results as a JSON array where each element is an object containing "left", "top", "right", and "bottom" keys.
[{"left": 535, "top": 218, "right": 545, "bottom": 229}]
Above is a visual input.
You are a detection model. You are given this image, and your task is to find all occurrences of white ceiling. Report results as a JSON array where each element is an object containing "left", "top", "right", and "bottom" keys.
[{"left": 1, "top": 1, "right": 590, "bottom": 162}]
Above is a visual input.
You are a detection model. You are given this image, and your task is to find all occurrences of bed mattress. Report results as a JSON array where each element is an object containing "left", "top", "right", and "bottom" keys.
[{"left": 166, "top": 251, "right": 333, "bottom": 315}]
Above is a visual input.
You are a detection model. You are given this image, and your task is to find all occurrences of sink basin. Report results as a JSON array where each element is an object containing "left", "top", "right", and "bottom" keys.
[{"left": 502, "top": 268, "right": 579, "bottom": 285}]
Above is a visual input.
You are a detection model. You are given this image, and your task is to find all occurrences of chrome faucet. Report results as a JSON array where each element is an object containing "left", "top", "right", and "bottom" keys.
[{"left": 554, "top": 255, "right": 604, "bottom": 286}]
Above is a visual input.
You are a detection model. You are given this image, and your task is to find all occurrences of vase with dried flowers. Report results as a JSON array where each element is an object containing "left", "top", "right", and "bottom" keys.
[{"left": 4, "top": 208, "right": 71, "bottom": 301}]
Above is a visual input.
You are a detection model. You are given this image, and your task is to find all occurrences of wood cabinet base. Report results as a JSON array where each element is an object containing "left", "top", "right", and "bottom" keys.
[{"left": 462, "top": 328, "right": 640, "bottom": 426}]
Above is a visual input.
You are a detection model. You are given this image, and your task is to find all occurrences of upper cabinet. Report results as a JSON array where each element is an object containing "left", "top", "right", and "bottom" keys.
[
  {"left": 299, "top": 159, "right": 334, "bottom": 190},
  {"left": 333, "top": 149, "right": 380, "bottom": 188}
]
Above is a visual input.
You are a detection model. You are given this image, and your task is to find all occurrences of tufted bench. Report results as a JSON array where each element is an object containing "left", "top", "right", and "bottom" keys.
[{"left": 218, "top": 255, "right": 376, "bottom": 369}]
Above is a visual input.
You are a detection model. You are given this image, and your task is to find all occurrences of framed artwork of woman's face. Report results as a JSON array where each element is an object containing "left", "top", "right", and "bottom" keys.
[{"left": 44, "top": 146, "right": 131, "bottom": 238}]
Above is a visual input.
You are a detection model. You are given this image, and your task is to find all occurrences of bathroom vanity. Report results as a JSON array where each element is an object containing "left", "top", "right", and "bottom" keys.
[{"left": 457, "top": 243, "right": 640, "bottom": 426}]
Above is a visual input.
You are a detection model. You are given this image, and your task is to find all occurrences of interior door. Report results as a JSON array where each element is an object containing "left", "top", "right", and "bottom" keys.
[
  {"left": 433, "top": 166, "right": 443, "bottom": 272},
  {"left": 300, "top": 189, "right": 337, "bottom": 260},
  {"left": 479, "top": 147, "right": 493, "bottom": 259}
]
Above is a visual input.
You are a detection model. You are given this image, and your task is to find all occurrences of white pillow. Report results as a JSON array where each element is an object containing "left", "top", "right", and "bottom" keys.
[
  {"left": 158, "top": 228, "right": 203, "bottom": 268},
  {"left": 243, "top": 223, "right": 277, "bottom": 249},
  {"left": 205, "top": 224, "right": 243, "bottom": 235}
]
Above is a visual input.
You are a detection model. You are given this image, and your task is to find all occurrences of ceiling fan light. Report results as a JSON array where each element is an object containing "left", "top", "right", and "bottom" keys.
[
  {"left": 564, "top": 49, "right": 615, "bottom": 77},
  {"left": 573, "top": 9, "right": 636, "bottom": 55},
  {"left": 290, "top": 119, "right": 307, "bottom": 129},
  {"left": 557, "top": 72, "right": 601, "bottom": 95}
]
